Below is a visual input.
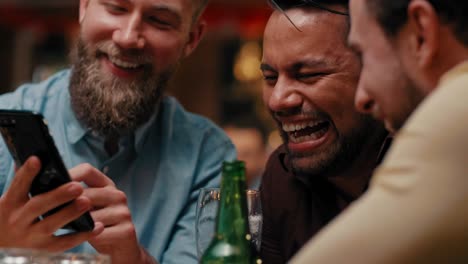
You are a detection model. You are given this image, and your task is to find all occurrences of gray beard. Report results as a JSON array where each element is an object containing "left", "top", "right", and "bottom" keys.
[{"left": 69, "top": 38, "right": 173, "bottom": 137}]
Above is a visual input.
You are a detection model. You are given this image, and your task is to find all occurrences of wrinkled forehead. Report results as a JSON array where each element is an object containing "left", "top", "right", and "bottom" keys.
[{"left": 263, "top": 8, "right": 354, "bottom": 71}]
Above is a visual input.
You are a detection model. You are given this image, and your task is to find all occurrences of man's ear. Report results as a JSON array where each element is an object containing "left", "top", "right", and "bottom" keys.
[
  {"left": 183, "top": 20, "right": 207, "bottom": 57},
  {"left": 406, "top": 0, "right": 440, "bottom": 68},
  {"left": 79, "top": 0, "right": 90, "bottom": 24}
]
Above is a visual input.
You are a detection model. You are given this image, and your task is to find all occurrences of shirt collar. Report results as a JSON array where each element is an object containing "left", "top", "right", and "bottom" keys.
[
  {"left": 439, "top": 60, "right": 468, "bottom": 87},
  {"left": 63, "top": 74, "right": 89, "bottom": 144}
]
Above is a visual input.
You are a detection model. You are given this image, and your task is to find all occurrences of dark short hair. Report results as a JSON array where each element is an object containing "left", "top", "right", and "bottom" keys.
[
  {"left": 366, "top": 0, "right": 468, "bottom": 45},
  {"left": 268, "top": 0, "right": 350, "bottom": 39},
  {"left": 268, "top": 0, "right": 349, "bottom": 15}
]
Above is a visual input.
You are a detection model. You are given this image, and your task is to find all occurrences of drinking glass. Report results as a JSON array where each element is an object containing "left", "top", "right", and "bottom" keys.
[
  {"left": 43, "top": 252, "right": 111, "bottom": 264},
  {"left": 0, "top": 248, "right": 44, "bottom": 264},
  {"left": 195, "top": 188, "right": 263, "bottom": 259},
  {"left": 195, "top": 188, "right": 220, "bottom": 259},
  {"left": 0, "top": 249, "right": 110, "bottom": 264},
  {"left": 246, "top": 189, "right": 262, "bottom": 252}
]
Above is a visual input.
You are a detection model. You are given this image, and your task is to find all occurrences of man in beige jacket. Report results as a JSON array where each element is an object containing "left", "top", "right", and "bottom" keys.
[{"left": 291, "top": 0, "right": 468, "bottom": 263}]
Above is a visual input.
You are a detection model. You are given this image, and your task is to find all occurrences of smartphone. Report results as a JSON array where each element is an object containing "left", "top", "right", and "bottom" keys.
[{"left": 0, "top": 109, "right": 94, "bottom": 233}]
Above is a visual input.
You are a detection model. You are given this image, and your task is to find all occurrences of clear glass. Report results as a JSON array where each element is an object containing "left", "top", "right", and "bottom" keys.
[
  {"left": 42, "top": 253, "right": 111, "bottom": 264},
  {"left": 0, "top": 249, "right": 110, "bottom": 264},
  {"left": 196, "top": 188, "right": 220, "bottom": 259},
  {"left": 0, "top": 248, "right": 43, "bottom": 264},
  {"left": 195, "top": 188, "right": 263, "bottom": 259},
  {"left": 246, "top": 189, "right": 262, "bottom": 253}
]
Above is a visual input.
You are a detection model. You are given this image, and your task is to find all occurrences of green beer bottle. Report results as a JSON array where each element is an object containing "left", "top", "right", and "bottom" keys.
[{"left": 200, "top": 160, "right": 252, "bottom": 264}]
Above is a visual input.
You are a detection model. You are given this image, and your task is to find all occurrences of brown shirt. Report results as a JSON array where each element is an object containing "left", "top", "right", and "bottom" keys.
[{"left": 260, "top": 140, "right": 391, "bottom": 263}]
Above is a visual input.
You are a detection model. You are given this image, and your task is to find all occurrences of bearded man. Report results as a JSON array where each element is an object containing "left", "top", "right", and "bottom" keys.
[
  {"left": 259, "top": 0, "right": 389, "bottom": 262},
  {"left": 291, "top": 0, "right": 468, "bottom": 263},
  {"left": 0, "top": 0, "right": 236, "bottom": 264}
]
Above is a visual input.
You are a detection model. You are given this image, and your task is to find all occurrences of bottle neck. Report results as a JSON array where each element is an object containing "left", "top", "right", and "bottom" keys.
[{"left": 215, "top": 172, "right": 249, "bottom": 239}]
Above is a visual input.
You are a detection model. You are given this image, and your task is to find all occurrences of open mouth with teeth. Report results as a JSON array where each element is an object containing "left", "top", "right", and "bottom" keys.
[
  {"left": 283, "top": 121, "right": 330, "bottom": 144},
  {"left": 99, "top": 52, "right": 147, "bottom": 78},
  {"left": 109, "top": 56, "right": 144, "bottom": 70}
]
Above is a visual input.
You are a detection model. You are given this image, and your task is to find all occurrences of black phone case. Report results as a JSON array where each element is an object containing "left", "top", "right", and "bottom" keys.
[{"left": 0, "top": 109, "right": 94, "bottom": 232}]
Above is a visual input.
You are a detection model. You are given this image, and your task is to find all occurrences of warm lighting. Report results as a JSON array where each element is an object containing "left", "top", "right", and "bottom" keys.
[
  {"left": 267, "top": 130, "right": 282, "bottom": 150},
  {"left": 233, "top": 41, "right": 262, "bottom": 82}
]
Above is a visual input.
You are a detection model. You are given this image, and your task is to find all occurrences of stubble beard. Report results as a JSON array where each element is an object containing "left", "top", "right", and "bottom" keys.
[
  {"left": 69, "top": 37, "right": 175, "bottom": 137},
  {"left": 279, "top": 113, "right": 384, "bottom": 177},
  {"left": 388, "top": 72, "right": 426, "bottom": 132}
]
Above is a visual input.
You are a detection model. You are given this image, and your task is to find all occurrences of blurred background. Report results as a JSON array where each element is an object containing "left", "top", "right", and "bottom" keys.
[{"left": 0, "top": 0, "right": 282, "bottom": 153}]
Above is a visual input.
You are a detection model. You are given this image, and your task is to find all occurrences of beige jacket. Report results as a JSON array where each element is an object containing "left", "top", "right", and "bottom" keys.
[{"left": 290, "top": 62, "right": 468, "bottom": 264}]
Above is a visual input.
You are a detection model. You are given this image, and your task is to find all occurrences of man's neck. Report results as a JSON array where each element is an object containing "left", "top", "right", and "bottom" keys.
[{"left": 327, "top": 134, "right": 387, "bottom": 201}]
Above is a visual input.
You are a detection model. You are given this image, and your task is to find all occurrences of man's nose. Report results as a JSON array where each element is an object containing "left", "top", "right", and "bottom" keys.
[
  {"left": 268, "top": 78, "right": 303, "bottom": 116},
  {"left": 113, "top": 14, "right": 145, "bottom": 49},
  {"left": 354, "top": 84, "right": 374, "bottom": 114}
]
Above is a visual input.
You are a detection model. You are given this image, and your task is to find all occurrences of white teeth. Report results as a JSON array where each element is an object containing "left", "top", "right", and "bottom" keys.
[
  {"left": 108, "top": 56, "right": 141, "bottom": 69},
  {"left": 281, "top": 120, "right": 328, "bottom": 143},
  {"left": 284, "top": 124, "right": 294, "bottom": 132},
  {"left": 289, "top": 129, "right": 327, "bottom": 143},
  {"left": 282, "top": 120, "right": 324, "bottom": 132}
]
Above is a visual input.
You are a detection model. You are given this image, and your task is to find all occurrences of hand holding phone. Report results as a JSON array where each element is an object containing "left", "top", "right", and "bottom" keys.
[
  {"left": 0, "top": 155, "right": 104, "bottom": 251},
  {"left": 0, "top": 109, "right": 95, "bottom": 233}
]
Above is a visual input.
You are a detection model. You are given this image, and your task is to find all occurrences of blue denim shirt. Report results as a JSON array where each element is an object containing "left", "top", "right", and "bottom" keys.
[{"left": 0, "top": 70, "right": 236, "bottom": 264}]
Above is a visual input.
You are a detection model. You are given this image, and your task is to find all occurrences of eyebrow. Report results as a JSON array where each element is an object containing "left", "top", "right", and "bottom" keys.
[
  {"left": 292, "top": 59, "right": 331, "bottom": 70},
  {"left": 260, "top": 63, "right": 276, "bottom": 72},
  {"left": 116, "top": 0, "right": 183, "bottom": 24},
  {"left": 260, "top": 59, "right": 333, "bottom": 73},
  {"left": 150, "top": 5, "right": 182, "bottom": 23}
]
